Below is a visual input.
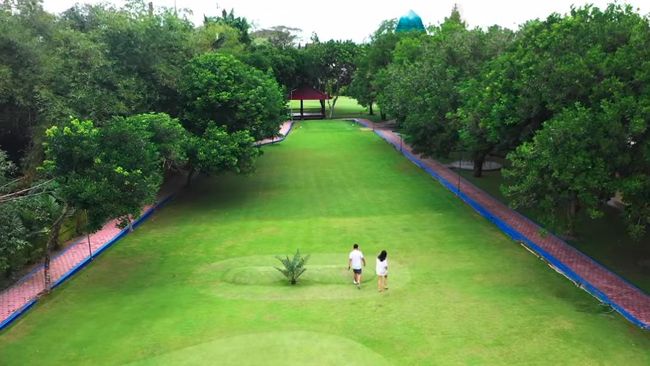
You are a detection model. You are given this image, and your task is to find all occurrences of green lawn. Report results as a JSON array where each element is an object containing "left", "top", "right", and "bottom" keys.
[
  {"left": 456, "top": 169, "right": 650, "bottom": 293},
  {"left": 1, "top": 121, "right": 648, "bottom": 365},
  {"left": 289, "top": 96, "right": 382, "bottom": 121}
]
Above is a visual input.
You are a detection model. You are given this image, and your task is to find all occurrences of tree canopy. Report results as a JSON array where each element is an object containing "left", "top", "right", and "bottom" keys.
[{"left": 180, "top": 52, "right": 285, "bottom": 139}]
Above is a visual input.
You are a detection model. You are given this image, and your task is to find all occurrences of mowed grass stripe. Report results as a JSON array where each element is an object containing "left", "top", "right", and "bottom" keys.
[{"left": 0, "top": 121, "right": 648, "bottom": 365}]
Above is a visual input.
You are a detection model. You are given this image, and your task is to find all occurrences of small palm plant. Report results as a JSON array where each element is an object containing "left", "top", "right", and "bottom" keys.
[{"left": 275, "top": 250, "right": 310, "bottom": 285}]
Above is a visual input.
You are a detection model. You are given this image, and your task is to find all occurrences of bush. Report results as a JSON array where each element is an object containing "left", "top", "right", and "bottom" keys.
[{"left": 275, "top": 250, "right": 310, "bottom": 285}]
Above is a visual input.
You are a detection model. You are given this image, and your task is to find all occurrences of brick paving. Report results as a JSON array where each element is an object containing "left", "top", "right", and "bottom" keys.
[
  {"left": 355, "top": 118, "right": 649, "bottom": 329},
  {"left": 0, "top": 215, "right": 146, "bottom": 326},
  {"left": 0, "top": 123, "right": 294, "bottom": 330},
  {"left": 255, "top": 121, "right": 293, "bottom": 146}
]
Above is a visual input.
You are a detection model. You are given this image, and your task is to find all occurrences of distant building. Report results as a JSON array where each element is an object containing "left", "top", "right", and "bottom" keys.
[{"left": 395, "top": 10, "right": 426, "bottom": 33}]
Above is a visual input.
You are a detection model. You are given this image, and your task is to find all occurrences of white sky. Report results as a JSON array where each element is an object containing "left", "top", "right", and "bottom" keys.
[{"left": 42, "top": 0, "right": 650, "bottom": 43}]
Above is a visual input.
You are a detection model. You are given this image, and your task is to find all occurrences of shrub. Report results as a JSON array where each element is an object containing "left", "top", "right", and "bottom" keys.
[{"left": 275, "top": 250, "right": 310, "bottom": 285}]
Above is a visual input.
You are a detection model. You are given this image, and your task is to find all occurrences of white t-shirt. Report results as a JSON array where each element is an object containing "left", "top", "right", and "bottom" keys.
[
  {"left": 349, "top": 250, "right": 364, "bottom": 269},
  {"left": 376, "top": 258, "right": 388, "bottom": 276}
]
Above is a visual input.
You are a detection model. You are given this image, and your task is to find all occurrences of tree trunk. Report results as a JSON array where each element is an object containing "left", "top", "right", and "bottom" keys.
[
  {"left": 380, "top": 112, "right": 387, "bottom": 121},
  {"left": 369, "top": 101, "right": 374, "bottom": 115},
  {"left": 43, "top": 204, "right": 70, "bottom": 293},
  {"left": 185, "top": 167, "right": 195, "bottom": 187},
  {"left": 566, "top": 194, "right": 579, "bottom": 237},
  {"left": 473, "top": 153, "right": 486, "bottom": 178},
  {"left": 328, "top": 96, "right": 339, "bottom": 119}
]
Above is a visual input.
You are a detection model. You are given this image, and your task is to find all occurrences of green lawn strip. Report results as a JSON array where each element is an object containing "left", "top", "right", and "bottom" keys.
[
  {"left": 1, "top": 121, "right": 648, "bottom": 365},
  {"left": 457, "top": 169, "right": 650, "bottom": 293},
  {"left": 289, "top": 96, "right": 381, "bottom": 121}
]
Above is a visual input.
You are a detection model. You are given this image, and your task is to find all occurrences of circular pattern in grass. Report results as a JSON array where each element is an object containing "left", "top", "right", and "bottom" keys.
[
  {"left": 127, "top": 331, "right": 391, "bottom": 365},
  {"left": 195, "top": 253, "right": 411, "bottom": 300}
]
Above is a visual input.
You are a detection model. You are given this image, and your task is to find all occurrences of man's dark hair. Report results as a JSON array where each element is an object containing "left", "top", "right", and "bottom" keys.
[{"left": 353, "top": 244, "right": 359, "bottom": 249}]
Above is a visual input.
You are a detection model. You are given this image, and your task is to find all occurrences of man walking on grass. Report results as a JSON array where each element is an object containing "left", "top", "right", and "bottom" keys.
[{"left": 348, "top": 243, "right": 366, "bottom": 288}]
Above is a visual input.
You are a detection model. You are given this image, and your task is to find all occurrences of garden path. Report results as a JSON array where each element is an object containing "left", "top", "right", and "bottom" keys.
[
  {"left": 355, "top": 118, "right": 649, "bottom": 329},
  {"left": 0, "top": 121, "right": 293, "bottom": 330}
]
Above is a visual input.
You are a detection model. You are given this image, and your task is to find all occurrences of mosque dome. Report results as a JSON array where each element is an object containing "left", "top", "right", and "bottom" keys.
[{"left": 395, "top": 10, "right": 426, "bottom": 33}]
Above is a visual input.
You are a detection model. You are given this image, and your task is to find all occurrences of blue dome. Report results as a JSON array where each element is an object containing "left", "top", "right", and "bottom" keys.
[{"left": 396, "top": 10, "right": 425, "bottom": 33}]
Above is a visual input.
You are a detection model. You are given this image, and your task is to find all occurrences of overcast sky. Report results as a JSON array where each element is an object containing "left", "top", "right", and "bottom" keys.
[{"left": 42, "top": 0, "right": 650, "bottom": 43}]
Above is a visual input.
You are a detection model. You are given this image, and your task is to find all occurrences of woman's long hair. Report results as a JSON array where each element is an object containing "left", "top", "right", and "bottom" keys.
[{"left": 377, "top": 250, "right": 387, "bottom": 262}]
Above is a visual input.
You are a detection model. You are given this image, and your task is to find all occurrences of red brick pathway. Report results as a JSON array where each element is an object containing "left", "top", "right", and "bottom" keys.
[
  {"left": 0, "top": 214, "right": 147, "bottom": 327},
  {"left": 0, "top": 122, "right": 293, "bottom": 330},
  {"left": 255, "top": 121, "right": 293, "bottom": 146},
  {"left": 0, "top": 123, "right": 294, "bottom": 330},
  {"left": 356, "top": 118, "right": 649, "bottom": 329}
]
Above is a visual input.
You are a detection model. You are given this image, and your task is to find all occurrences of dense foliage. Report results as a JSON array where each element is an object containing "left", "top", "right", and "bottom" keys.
[
  {"left": 180, "top": 53, "right": 285, "bottom": 139},
  {"left": 1, "top": 0, "right": 649, "bottom": 284},
  {"left": 352, "top": 4, "right": 650, "bottom": 240},
  {"left": 0, "top": 1, "right": 288, "bottom": 282}
]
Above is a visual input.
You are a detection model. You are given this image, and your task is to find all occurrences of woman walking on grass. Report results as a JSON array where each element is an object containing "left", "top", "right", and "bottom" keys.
[{"left": 376, "top": 250, "right": 388, "bottom": 292}]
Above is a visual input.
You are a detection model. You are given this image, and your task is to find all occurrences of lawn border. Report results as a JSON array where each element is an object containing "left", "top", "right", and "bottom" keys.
[
  {"left": 0, "top": 195, "right": 175, "bottom": 332},
  {"left": 351, "top": 118, "right": 649, "bottom": 330},
  {"left": 0, "top": 121, "right": 295, "bottom": 332}
]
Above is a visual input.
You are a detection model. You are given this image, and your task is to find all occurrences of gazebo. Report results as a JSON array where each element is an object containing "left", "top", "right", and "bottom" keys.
[{"left": 289, "top": 87, "right": 331, "bottom": 120}]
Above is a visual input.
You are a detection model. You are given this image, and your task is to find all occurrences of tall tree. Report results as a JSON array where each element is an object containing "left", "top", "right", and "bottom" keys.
[
  {"left": 251, "top": 25, "right": 301, "bottom": 48},
  {"left": 180, "top": 52, "right": 285, "bottom": 139},
  {"left": 476, "top": 4, "right": 650, "bottom": 238},
  {"left": 379, "top": 8, "right": 510, "bottom": 161},
  {"left": 42, "top": 117, "right": 163, "bottom": 289},
  {"left": 184, "top": 125, "right": 258, "bottom": 186},
  {"left": 204, "top": 8, "right": 251, "bottom": 45},
  {"left": 305, "top": 40, "right": 359, "bottom": 118}
]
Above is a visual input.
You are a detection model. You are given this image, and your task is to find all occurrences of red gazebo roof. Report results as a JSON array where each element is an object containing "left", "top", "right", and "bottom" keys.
[{"left": 290, "top": 86, "right": 331, "bottom": 100}]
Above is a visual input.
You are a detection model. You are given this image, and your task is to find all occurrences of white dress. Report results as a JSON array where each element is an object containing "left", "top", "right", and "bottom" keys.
[{"left": 376, "top": 258, "right": 388, "bottom": 276}]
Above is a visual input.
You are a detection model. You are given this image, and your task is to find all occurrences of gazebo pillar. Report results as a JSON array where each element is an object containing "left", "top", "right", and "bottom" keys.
[{"left": 300, "top": 99, "right": 304, "bottom": 119}]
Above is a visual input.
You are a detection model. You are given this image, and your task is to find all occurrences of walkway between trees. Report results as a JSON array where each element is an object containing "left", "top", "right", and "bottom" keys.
[
  {"left": 355, "top": 118, "right": 649, "bottom": 329},
  {"left": 0, "top": 121, "right": 294, "bottom": 330}
]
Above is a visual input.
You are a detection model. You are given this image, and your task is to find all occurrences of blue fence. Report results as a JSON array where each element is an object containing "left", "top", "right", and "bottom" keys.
[
  {"left": 1, "top": 122, "right": 295, "bottom": 332},
  {"left": 352, "top": 118, "right": 648, "bottom": 330},
  {"left": 0, "top": 194, "right": 175, "bottom": 332}
]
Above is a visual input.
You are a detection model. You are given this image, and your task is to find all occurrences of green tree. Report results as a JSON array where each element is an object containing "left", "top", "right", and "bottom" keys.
[
  {"left": 305, "top": 40, "right": 359, "bottom": 118},
  {"left": 61, "top": 1, "right": 197, "bottom": 117},
  {"left": 0, "top": 203, "right": 29, "bottom": 275},
  {"left": 243, "top": 44, "right": 301, "bottom": 92},
  {"left": 42, "top": 117, "right": 163, "bottom": 288},
  {"left": 0, "top": 149, "right": 29, "bottom": 276},
  {"left": 0, "top": 0, "right": 54, "bottom": 165},
  {"left": 115, "top": 113, "right": 188, "bottom": 173},
  {"left": 184, "top": 124, "right": 258, "bottom": 186},
  {"left": 94, "top": 117, "right": 162, "bottom": 230},
  {"left": 503, "top": 105, "right": 623, "bottom": 236},
  {"left": 251, "top": 25, "right": 301, "bottom": 48},
  {"left": 470, "top": 4, "right": 650, "bottom": 238},
  {"left": 204, "top": 8, "right": 251, "bottom": 45},
  {"left": 193, "top": 22, "right": 247, "bottom": 55},
  {"left": 379, "top": 9, "right": 507, "bottom": 160},
  {"left": 180, "top": 52, "right": 285, "bottom": 139}
]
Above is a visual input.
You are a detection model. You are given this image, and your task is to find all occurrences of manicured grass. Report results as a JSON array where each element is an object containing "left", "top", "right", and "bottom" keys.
[
  {"left": 1, "top": 121, "right": 649, "bottom": 365},
  {"left": 457, "top": 169, "right": 650, "bottom": 293},
  {"left": 289, "top": 96, "right": 382, "bottom": 121}
]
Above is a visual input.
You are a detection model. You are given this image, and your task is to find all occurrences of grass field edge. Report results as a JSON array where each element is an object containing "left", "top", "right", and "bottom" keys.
[
  {"left": 350, "top": 118, "right": 649, "bottom": 331},
  {"left": 0, "top": 194, "right": 176, "bottom": 332}
]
